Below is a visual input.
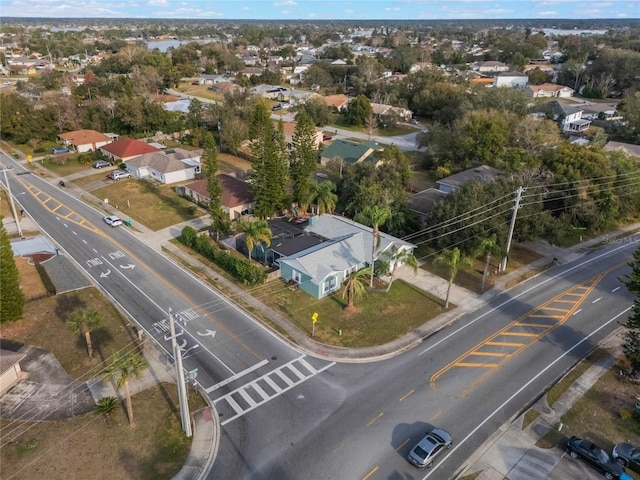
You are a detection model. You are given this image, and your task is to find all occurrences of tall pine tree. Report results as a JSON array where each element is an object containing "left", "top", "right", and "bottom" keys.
[
  {"left": 202, "top": 132, "right": 228, "bottom": 239},
  {"left": 622, "top": 246, "right": 640, "bottom": 374},
  {"left": 291, "top": 110, "right": 319, "bottom": 212},
  {"left": 0, "top": 217, "right": 24, "bottom": 323},
  {"left": 249, "top": 103, "right": 290, "bottom": 218}
]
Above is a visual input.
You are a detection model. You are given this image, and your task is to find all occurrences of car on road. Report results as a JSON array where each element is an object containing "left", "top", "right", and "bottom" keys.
[
  {"left": 93, "top": 160, "right": 111, "bottom": 169},
  {"left": 103, "top": 215, "right": 122, "bottom": 227},
  {"left": 51, "top": 147, "right": 70, "bottom": 154},
  {"left": 407, "top": 427, "right": 452, "bottom": 469},
  {"left": 272, "top": 104, "right": 285, "bottom": 111},
  {"left": 612, "top": 443, "right": 640, "bottom": 473},
  {"left": 566, "top": 436, "right": 626, "bottom": 479},
  {"left": 107, "top": 171, "right": 131, "bottom": 180}
]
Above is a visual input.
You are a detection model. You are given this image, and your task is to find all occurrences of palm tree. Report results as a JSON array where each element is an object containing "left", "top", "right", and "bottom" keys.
[
  {"left": 433, "top": 247, "right": 473, "bottom": 309},
  {"left": 355, "top": 206, "right": 392, "bottom": 287},
  {"left": 474, "top": 234, "right": 504, "bottom": 291},
  {"left": 95, "top": 396, "right": 119, "bottom": 424},
  {"left": 236, "top": 218, "right": 272, "bottom": 261},
  {"left": 342, "top": 268, "right": 371, "bottom": 313},
  {"left": 309, "top": 180, "right": 337, "bottom": 215},
  {"left": 103, "top": 352, "right": 147, "bottom": 427},
  {"left": 382, "top": 245, "right": 419, "bottom": 293},
  {"left": 66, "top": 308, "right": 100, "bottom": 358}
]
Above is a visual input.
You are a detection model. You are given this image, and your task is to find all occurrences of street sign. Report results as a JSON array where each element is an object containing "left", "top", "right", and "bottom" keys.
[
  {"left": 312, "top": 312, "right": 318, "bottom": 323},
  {"left": 27, "top": 155, "right": 33, "bottom": 162}
]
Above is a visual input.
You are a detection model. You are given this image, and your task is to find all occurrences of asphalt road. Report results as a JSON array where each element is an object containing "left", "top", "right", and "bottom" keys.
[{"left": 3, "top": 153, "right": 637, "bottom": 480}]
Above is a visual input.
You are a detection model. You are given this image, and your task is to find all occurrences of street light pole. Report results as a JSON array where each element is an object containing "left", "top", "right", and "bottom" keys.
[
  {"left": 1, "top": 167, "right": 23, "bottom": 237},
  {"left": 500, "top": 186, "right": 524, "bottom": 272}
]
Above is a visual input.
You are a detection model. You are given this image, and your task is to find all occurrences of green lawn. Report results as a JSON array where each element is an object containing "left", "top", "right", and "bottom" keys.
[
  {"left": 92, "top": 179, "right": 205, "bottom": 231},
  {"left": 38, "top": 155, "right": 94, "bottom": 177},
  {"left": 256, "top": 278, "right": 448, "bottom": 347}
]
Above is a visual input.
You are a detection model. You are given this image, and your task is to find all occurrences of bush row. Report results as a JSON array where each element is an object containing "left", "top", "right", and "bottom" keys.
[{"left": 180, "top": 226, "right": 266, "bottom": 286}]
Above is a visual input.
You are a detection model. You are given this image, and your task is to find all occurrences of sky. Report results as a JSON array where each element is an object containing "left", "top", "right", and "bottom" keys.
[{"left": 0, "top": 0, "right": 637, "bottom": 20}]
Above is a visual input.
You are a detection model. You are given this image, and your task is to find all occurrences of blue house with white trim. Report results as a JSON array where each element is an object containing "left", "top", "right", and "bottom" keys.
[{"left": 278, "top": 214, "right": 416, "bottom": 299}]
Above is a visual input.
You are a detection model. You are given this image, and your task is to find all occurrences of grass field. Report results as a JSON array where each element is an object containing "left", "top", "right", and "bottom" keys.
[{"left": 91, "top": 179, "right": 205, "bottom": 231}]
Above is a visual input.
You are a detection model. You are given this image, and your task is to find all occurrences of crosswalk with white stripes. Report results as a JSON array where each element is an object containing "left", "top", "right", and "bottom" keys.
[{"left": 213, "top": 356, "right": 334, "bottom": 426}]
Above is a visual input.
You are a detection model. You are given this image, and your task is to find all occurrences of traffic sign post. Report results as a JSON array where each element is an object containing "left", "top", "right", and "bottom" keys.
[{"left": 312, "top": 312, "right": 318, "bottom": 337}]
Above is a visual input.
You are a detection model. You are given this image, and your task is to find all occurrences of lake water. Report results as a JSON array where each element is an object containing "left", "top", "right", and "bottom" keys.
[
  {"left": 541, "top": 28, "right": 608, "bottom": 36},
  {"left": 146, "top": 39, "right": 216, "bottom": 52}
]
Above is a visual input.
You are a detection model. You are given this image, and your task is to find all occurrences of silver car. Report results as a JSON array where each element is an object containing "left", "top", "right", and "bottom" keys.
[
  {"left": 104, "top": 215, "right": 122, "bottom": 227},
  {"left": 407, "top": 427, "right": 452, "bottom": 469}
]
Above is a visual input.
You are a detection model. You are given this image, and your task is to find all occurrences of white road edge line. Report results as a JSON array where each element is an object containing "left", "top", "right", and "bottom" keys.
[{"left": 420, "top": 306, "right": 632, "bottom": 480}]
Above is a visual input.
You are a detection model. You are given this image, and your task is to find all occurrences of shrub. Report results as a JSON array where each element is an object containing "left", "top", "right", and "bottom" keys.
[{"left": 179, "top": 227, "right": 266, "bottom": 286}]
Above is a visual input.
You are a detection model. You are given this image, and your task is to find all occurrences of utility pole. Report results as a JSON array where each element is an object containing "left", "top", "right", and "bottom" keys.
[
  {"left": 500, "top": 186, "right": 524, "bottom": 272},
  {"left": 168, "top": 308, "right": 192, "bottom": 437},
  {"left": 1, "top": 167, "right": 23, "bottom": 238}
]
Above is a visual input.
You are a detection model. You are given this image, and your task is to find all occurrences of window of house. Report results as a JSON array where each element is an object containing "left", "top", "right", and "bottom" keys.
[
  {"left": 293, "top": 270, "right": 302, "bottom": 284},
  {"left": 323, "top": 276, "right": 337, "bottom": 294}
]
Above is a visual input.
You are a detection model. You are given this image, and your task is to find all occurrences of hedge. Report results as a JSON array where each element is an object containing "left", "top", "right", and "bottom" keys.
[{"left": 180, "top": 226, "right": 267, "bottom": 286}]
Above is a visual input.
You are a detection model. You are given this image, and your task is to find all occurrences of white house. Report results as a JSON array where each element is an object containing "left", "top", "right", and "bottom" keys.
[
  {"left": 493, "top": 71, "right": 528, "bottom": 88},
  {"left": 125, "top": 148, "right": 200, "bottom": 185}
]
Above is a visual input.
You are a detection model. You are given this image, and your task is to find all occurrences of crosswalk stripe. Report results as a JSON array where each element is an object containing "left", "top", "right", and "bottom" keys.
[
  {"left": 275, "top": 370, "right": 294, "bottom": 387},
  {"left": 263, "top": 375, "right": 282, "bottom": 393},
  {"left": 238, "top": 388, "right": 258, "bottom": 407},
  {"left": 250, "top": 381, "right": 269, "bottom": 400},
  {"left": 287, "top": 363, "right": 307, "bottom": 380},
  {"left": 225, "top": 395, "right": 243, "bottom": 415}
]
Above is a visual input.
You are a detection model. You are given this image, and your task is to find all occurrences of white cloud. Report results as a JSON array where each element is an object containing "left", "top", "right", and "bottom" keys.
[
  {"left": 385, "top": 7, "right": 401, "bottom": 11},
  {"left": 273, "top": 0, "right": 297, "bottom": 5},
  {"left": 538, "top": 10, "right": 560, "bottom": 16},
  {"left": 280, "top": 9, "right": 293, "bottom": 14}
]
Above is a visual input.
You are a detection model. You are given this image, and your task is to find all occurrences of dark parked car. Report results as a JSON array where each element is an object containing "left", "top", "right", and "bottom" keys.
[
  {"left": 566, "top": 436, "right": 626, "bottom": 479},
  {"left": 51, "top": 147, "right": 70, "bottom": 154},
  {"left": 93, "top": 160, "right": 111, "bottom": 169},
  {"left": 407, "top": 427, "right": 452, "bottom": 469},
  {"left": 613, "top": 443, "right": 640, "bottom": 473}
]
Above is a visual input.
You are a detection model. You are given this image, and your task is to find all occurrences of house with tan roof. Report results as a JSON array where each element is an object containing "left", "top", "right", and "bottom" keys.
[
  {"left": 525, "top": 83, "right": 574, "bottom": 98},
  {"left": 177, "top": 174, "right": 255, "bottom": 219},
  {"left": 58, "top": 129, "right": 113, "bottom": 153},
  {"left": 322, "top": 94, "right": 349, "bottom": 111},
  {"left": 275, "top": 120, "right": 323, "bottom": 152},
  {"left": 100, "top": 138, "right": 162, "bottom": 162}
]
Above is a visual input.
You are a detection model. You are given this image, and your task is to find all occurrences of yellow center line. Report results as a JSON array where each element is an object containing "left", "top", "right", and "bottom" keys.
[
  {"left": 331, "top": 442, "right": 345, "bottom": 454},
  {"left": 367, "top": 412, "right": 384, "bottom": 426},
  {"left": 541, "top": 307, "right": 572, "bottom": 312},
  {"left": 430, "top": 410, "right": 442, "bottom": 421},
  {"left": 529, "top": 314, "right": 564, "bottom": 318},
  {"left": 395, "top": 438, "right": 411, "bottom": 451},
  {"left": 516, "top": 322, "right": 553, "bottom": 328},
  {"left": 399, "top": 389, "right": 414, "bottom": 402},
  {"left": 485, "top": 341, "right": 525, "bottom": 347},
  {"left": 362, "top": 466, "right": 379, "bottom": 480}
]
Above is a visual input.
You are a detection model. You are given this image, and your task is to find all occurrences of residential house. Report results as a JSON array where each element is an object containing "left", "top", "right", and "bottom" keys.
[
  {"left": 407, "top": 188, "right": 449, "bottom": 223},
  {"left": 370, "top": 103, "right": 413, "bottom": 122},
  {"left": 198, "top": 74, "right": 232, "bottom": 85},
  {"left": 177, "top": 174, "right": 255, "bottom": 219},
  {"left": 211, "top": 82, "right": 242, "bottom": 94},
  {"left": 100, "top": 138, "right": 162, "bottom": 162},
  {"left": 319, "top": 139, "right": 380, "bottom": 167},
  {"left": 525, "top": 83, "right": 574, "bottom": 98},
  {"left": 278, "top": 214, "right": 416, "bottom": 299},
  {"left": 278, "top": 120, "right": 323, "bottom": 152},
  {"left": 322, "top": 94, "right": 350, "bottom": 111},
  {"left": 125, "top": 150, "right": 200, "bottom": 185},
  {"left": 493, "top": 71, "right": 528, "bottom": 88},
  {"left": 0, "top": 349, "right": 27, "bottom": 396},
  {"left": 58, "top": 129, "right": 113, "bottom": 153},
  {"left": 436, "top": 165, "right": 504, "bottom": 194},
  {"left": 580, "top": 102, "right": 620, "bottom": 121},
  {"left": 242, "top": 67, "right": 263, "bottom": 77},
  {"left": 164, "top": 98, "right": 191, "bottom": 114},
  {"left": 288, "top": 90, "right": 320, "bottom": 106},
  {"left": 473, "top": 61, "right": 509, "bottom": 73},
  {"left": 536, "top": 100, "right": 591, "bottom": 133}
]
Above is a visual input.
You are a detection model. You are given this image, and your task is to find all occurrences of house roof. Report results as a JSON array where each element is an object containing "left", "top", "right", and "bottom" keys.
[
  {"left": 184, "top": 174, "right": 254, "bottom": 208},
  {"left": 322, "top": 94, "right": 349, "bottom": 108},
  {"left": 528, "top": 83, "right": 573, "bottom": 93},
  {"left": 408, "top": 188, "right": 449, "bottom": 215},
  {"left": 304, "top": 214, "right": 415, "bottom": 259},
  {"left": 604, "top": 141, "right": 640, "bottom": 158},
  {"left": 320, "top": 139, "right": 378, "bottom": 165},
  {"left": 269, "top": 234, "right": 325, "bottom": 257},
  {"left": 101, "top": 138, "right": 161, "bottom": 158},
  {"left": 279, "top": 232, "right": 368, "bottom": 284},
  {"left": 126, "top": 152, "right": 189, "bottom": 173},
  {"left": 494, "top": 71, "right": 527, "bottom": 77},
  {"left": 0, "top": 349, "right": 27, "bottom": 375},
  {"left": 437, "top": 165, "right": 504, "bottom": 190},
  {"left": 58, "top": 129, "right": 111, "bottom": 146}
]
